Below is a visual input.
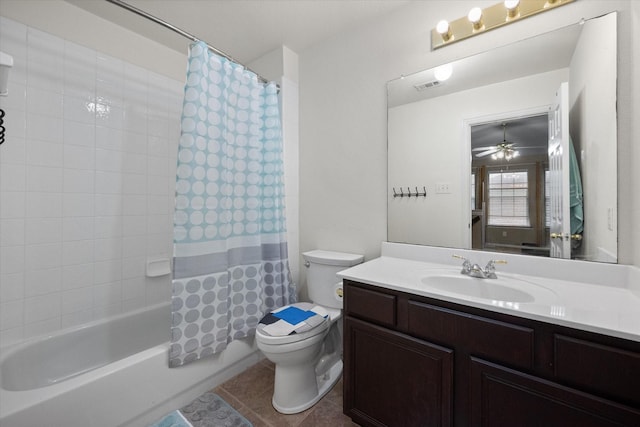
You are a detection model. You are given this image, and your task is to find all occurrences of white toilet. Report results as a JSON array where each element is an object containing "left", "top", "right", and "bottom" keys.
[{"left": 255, "top": 250, "right": 363, "bottom": 414}]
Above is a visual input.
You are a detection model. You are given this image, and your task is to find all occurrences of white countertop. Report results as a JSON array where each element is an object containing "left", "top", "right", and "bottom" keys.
[{"left": 337, "top": 243, "right": 640, "bottom": 343}]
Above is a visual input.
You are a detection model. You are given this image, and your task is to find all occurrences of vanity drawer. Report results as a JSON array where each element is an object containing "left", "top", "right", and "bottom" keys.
[
  {"left": 554, "top": 335, "right": 640, "bottom": 407},
  {"left": 408, "top": 300, "right": 534, "bottom": 370},
  {"left": 344, "top": 282, "right": 396, "bottom": 328}
]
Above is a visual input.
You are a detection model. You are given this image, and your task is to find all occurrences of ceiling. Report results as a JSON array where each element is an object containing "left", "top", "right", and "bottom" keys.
[
  {"left": 66, "top": 0, "right": 410, "bottom": 64},
  {"left": 471, "top": 115, "right": 549, "bottom": 160}
]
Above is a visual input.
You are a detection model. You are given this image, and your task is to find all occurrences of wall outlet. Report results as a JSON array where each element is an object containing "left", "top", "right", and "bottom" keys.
[{"left": 435, "top": 182, "right": 451, "bottom": 194}]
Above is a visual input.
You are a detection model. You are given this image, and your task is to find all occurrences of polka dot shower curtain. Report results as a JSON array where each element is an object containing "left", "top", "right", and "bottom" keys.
[{"left": 169, "top": 42, "right": 296, "bottom": 367}]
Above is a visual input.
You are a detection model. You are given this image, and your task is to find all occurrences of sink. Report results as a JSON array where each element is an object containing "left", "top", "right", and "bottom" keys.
[{"left": 420, "top": 274, "right": 539, "bottom": 303}]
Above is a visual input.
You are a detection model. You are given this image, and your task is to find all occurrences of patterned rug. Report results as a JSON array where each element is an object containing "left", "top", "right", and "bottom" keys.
[{"left": 150, "top": 393, "right": 252, "bottom": 427}]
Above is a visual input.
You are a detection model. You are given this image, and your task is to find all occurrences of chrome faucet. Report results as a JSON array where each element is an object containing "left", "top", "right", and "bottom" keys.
[{"left": 453, "top": 255, "right": 507, "bottom": 279}]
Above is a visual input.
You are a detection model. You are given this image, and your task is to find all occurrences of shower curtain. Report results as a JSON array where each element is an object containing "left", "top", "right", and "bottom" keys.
[{"left": 170, "top": 42, "right": 296, "bottom": 367}]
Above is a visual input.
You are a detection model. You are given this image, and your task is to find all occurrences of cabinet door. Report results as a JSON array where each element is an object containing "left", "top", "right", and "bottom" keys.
[
  {"left": 344, "top": 317, "right": 454, "bottom": 427},
  {"left": 470, "top": 358, "right": 640, "bottom": 427}
]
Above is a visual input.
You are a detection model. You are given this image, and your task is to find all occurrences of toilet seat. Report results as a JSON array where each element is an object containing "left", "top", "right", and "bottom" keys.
[{"left": 256, "top": 302, "right": 339, "bottom": 345}]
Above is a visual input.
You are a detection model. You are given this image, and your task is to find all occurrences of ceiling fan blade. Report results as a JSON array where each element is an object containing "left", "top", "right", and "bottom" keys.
[
  {"left": 475, "top": 149, "right": 498, "bottom": 158},
  {"left": 472, "top": 146, "right": 498, "bottom": 152}
]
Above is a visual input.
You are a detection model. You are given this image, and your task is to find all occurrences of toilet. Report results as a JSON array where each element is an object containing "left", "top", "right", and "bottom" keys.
[{"left": 255, "top": 250, "right": 363, "bottom": 414}]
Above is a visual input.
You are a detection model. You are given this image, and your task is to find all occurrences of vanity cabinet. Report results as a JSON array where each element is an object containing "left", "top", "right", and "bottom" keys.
[{"left": 343, "top": 280, "right": 640, "bottom": 427}]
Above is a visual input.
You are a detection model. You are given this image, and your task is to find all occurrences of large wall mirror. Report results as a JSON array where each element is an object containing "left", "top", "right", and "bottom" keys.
[{"left": 387, "top": 12, "right": 617, "bottom": 263}]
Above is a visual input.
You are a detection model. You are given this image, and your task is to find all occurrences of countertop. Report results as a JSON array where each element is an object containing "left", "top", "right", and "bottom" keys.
[{"left": 338, "top": 253, "right": 640, "bottom": 343}]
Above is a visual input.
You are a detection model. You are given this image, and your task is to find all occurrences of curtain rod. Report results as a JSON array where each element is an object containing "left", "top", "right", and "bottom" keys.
[{"left": 105, "top": 0, "right": 270, "bottom": 84}]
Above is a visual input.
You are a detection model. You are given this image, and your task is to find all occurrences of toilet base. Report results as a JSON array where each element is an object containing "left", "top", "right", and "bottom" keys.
[{"left": 272, "top": 360, "right": 343, "bottom": 414}]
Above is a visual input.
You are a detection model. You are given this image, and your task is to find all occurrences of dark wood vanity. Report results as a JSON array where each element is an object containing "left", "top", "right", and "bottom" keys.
[{"left": 343, "top": 279, "right": 640, "bottom": 427}]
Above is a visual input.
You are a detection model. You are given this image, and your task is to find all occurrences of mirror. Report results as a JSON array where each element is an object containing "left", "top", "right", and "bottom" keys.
[{"left": 387, "top": 12, "right": 617, "bottom": 263}]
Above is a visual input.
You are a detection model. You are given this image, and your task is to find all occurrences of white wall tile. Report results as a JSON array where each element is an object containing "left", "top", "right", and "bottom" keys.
[
  {"left": 94, "top": 238, "right": 122, "bottom": 262},
  {"left": 25, "top": 217, "right": 62, "bottom": 244},
  {"left": 95, "top": 148, "right": 123, "bottom": 172},
  {"left": 122, "top": 255, "right": 145, "bottom": 279},
  {"left": 27, "top": 113, "right": 63, "bottom": 143},
  {"left": 62, "top": 217, "right": 94, "bottom": 241},
  {"left": 26, "top": 165, "right": 63, "bottom": 192},
  {"left": 93, "top": 259, "right": 121, "bottom": 284},
  {"left": 122, "top": 194, "right": 146, "bottom": 216},
  {"left": 122, "top": 276, "right": 145, "bottom": 301},
  {"left": 63, "top": 193, "right": 94, "bottom": 217},
  {"left": 0, "top": 163, "right": 26, "bottom": 191},
  {"left": 0, "top": 245, "right": 25, "bottom": 274},
  {"left": 92, "top": 303, "right": 121, "bottom": 321},
  {"left": 64, "top": 95, "right": 96, "bottom": 125},
  {"left": 94, "top": 216, "right": 122, "bottom": 239},
  {"left": 64, "top": 144, "right": 95, "bottom": 170},
  {"left": 63, "top": 169, "right": 94, "bottom": 193},
  {"left": 147, "top": 195, "right": 169, "bottom": 215},
  {"left": 122, "top": 215, "right": 146, "bottom": 236},
  {"left": 26, "top": 86, "right": 63, "bottom": 118},
  {"left": 4, "top": 105, "right": 27, "bottom": 140},
  {"left": 0, "top": 272, "right": 24, "bottom": 302},
  {"left": 122, "top": 235, "right": 146, "bottom": 258},
  {"left": 148, "top": 135, "right": 169, "bottom": 158},
  {"left": 62, "top": 263, "right": 94, "bottom": 290},
  {"left": 25, "top": 242, "right": 61, "bottom": 270},
  {"left": 0, "top": 135, "right": 26, "bottom": 165},
  {"left": 95, "top": 171, "right": 122, "bottom": 194},
  {"left": 24, "top": 293, "right": 61, "bottom": 323},
  {"left": 0, "top": 191, "right": 25, "bottom": 219},
  {"left": 26, "top": 139, "right": 63, "bottom": 168},
  {"left": 122, "top": 173, "right": 146, "bottom": 195},
  {"left": 0, "top": 300, "right": 24, "bottom": 330},
  {"left": 93, "top": 281, "right": 122, "bottom": 307},
  {"left": 62, "top": 240, "right": 94, "bottom": 266},
  {"left": 64, "top": 121, "right": 95, "bottom": 148},
  {"left": 123, "top": 131, "right": 147, "bottom": 155},
  {"left": 96, "top": 103, "right": 124, "bottom": 129},
  {"left": 0, "top": 218, "right": 25, "bottom": 246},
  {"left": 95, "top": 126, "right": 123, "bottom": 151},
  {"left": 26, "top": 192, "right": 62, "bottom": 218},
  {"left": 25, "top": 267, "right": 62, "bottom": 297},
  {"left": 94, "top": 194, "right": 122, "bottom": 216},
  {"left": 123, "top": 152, "right": 147, "bottom": 174},
  {"left": 61, "top": 287, "right": 93, "bottom": 315}
]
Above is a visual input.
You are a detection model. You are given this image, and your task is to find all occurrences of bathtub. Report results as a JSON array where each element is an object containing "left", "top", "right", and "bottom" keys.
[{"left": 0, "top": 303, "right": 261, "bottom": 427}]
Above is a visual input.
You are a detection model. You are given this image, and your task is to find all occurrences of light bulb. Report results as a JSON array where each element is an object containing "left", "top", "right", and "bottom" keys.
[
  {"left": 434, "top": 63, "right": 453, "bottom": 81},
  {"left": 504, "top": 0, "right": 520, "bottom": 9},
  {"left": 497, "top": 151, "right": 504, "bottom": 159},
  {"left": 436, "top": 20, "right": 452, "bottom": 41},
  {"left": 504, "top": 0, "right": 520, "bottom": 18},
  {"left": 436, "top": 20, "right": 450, "bottom": 34},
  {"left": 468, "top": 7, "right": 483, "bottom": 30}
]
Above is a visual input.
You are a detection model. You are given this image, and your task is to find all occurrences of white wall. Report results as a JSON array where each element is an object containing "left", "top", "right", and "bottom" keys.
[
  {"left": 568, "top": 13, "right": 618, "bottom": 262},
  {"left": 388, "top": 69, "right": 567, "bottom": 248},
  {"left": 299, "top": 0, "right": 638, "bottom": 278}
]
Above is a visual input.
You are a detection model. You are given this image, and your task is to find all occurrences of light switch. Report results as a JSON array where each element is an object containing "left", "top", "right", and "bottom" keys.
[{"left": 435, "top": 182, "right": 451, "bottom": 194}]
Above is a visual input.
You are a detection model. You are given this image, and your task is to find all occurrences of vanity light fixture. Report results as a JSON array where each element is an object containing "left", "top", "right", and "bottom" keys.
[{"left": 431, "top": 0, "right": 574, "bottom": 50}]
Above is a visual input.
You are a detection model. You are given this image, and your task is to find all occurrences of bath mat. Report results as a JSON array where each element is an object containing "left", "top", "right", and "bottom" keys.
[
  {"left": 180, "top": 392, "right": 253, "bottom": 427},
  {"left": 148, "top": 410, "right": 193, "bottom": 427}
]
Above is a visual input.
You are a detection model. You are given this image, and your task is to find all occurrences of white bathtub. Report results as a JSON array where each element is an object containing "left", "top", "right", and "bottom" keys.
[{"left": 0, "top": 303, "right": 261, "bottom": 427}]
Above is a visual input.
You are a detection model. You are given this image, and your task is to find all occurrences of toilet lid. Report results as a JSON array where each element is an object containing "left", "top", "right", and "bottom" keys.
[{"left": 256, "top": 302, "right": 330, "bottom": 345}]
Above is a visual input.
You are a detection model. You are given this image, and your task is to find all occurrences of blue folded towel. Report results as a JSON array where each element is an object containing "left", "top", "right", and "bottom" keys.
[{"left": 272, "top": 306, "right": 316, "bottom": 325}]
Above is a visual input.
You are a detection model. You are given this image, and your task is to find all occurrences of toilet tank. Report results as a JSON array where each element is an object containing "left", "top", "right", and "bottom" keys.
[{"left": 303, "top": 250, "right": 364, "bottom": 309}]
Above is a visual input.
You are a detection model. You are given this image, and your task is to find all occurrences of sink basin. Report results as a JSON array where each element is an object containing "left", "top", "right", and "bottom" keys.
[{"left": 420, "top": 274, "right": 538, "bottom": 303}]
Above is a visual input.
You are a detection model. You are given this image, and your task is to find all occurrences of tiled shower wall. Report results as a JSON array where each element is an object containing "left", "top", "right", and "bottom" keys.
[{"left": 0, "top": 17, "right": 183, "bottom": 347}]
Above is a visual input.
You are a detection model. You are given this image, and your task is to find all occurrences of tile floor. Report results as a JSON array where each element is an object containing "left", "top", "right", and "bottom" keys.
[{"left": 212, "top": 359, "right": 359, "bottom": 427}]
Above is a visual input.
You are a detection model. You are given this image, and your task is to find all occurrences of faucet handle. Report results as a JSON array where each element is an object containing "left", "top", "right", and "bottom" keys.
[
  {"left": 484, "top": 259, "right": 507, "bottom": 278},
  {"left": 453, "top": 254, "right": 472, "bottom": 274}
]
